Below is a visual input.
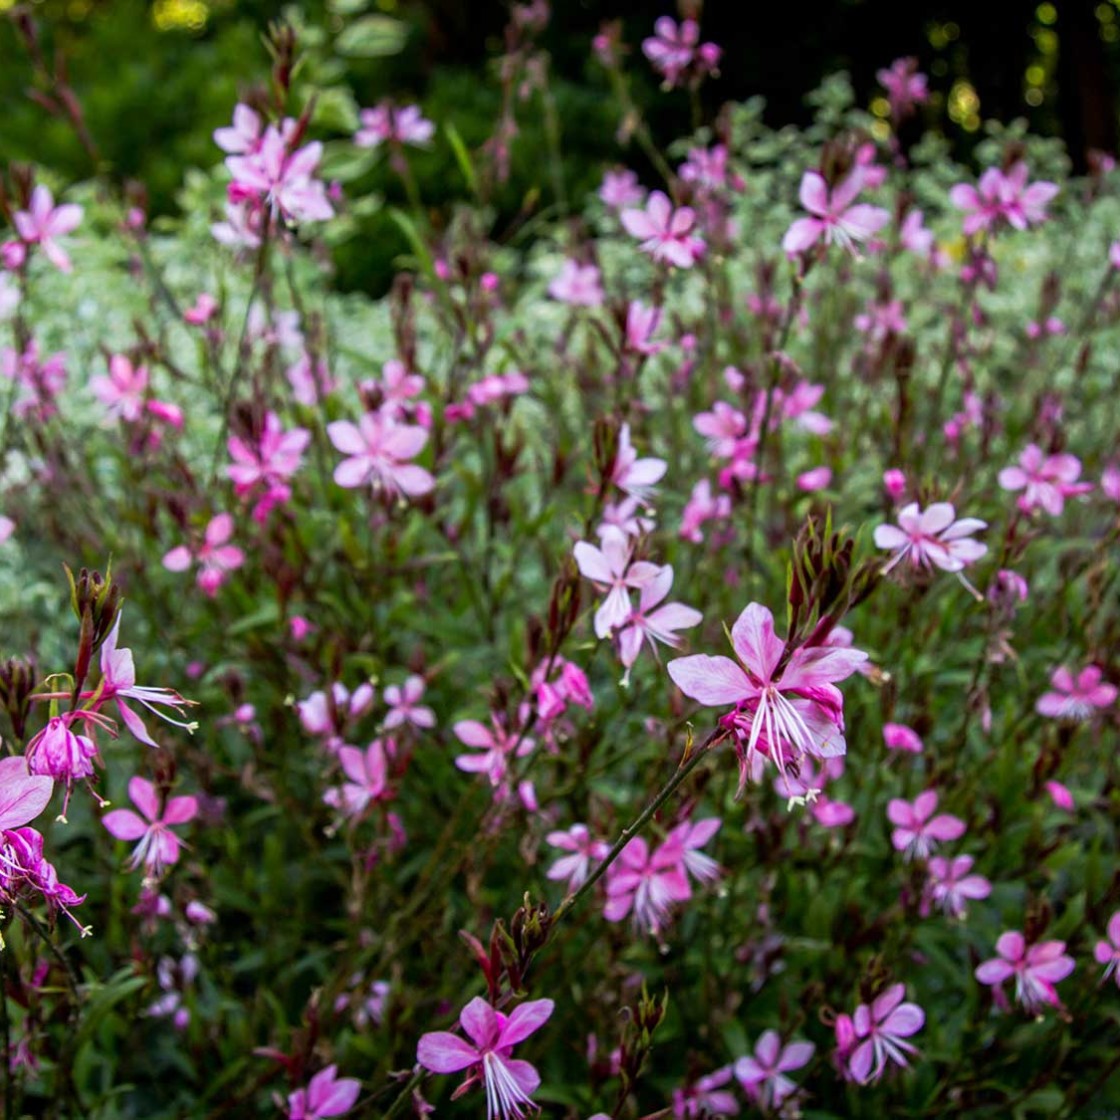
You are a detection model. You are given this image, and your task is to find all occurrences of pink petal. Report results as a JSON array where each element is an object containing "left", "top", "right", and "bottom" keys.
[
  {"left": 797, "top": 171, "right": 829, "bottom": 217},
  {"left": 666, "top": 655, "right": 751, "bottom": 706},
  {"left": 499, "top": 998, "right": 554, "bottom": 1047},
  {"left": 163, "top": 795, "right": 198, "bottom": 825},
  {"left": 416, "top": 1031, "right": 479, "bottom": 1074},
  {"left": 128, "top": 776, "right": 161, "bottom": 821},
  {"left": 459, "top": 996, "right": 498, "bottom": 1048},
  {"left": 730, "top": 602, "right": 783, "bottom": 679},
  {"left": 102, "top": 808, "right": 149, "bottom": 841}
]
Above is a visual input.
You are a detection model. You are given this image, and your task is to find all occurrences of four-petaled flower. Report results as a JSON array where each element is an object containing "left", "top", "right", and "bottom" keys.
[
  {"left": 383, "top": 676, "right": 435, "bottom": 730},
  {"left": 734, "top": 1030, "right": 814, "bottom": 1110},
  {"left": 998, "top": 444, "right": 1092, "bottom": 515},
  {"left": 163, "top": 513, "right": 245, "bottom": 597},
  {"left": 1036, "top": 665, "right": 1116, "bottom": 721},
  {"left": 921, "top": 854, "right": 992, "bottom": 919},
  {"left": 845, "top": 985, "right": 925, "bottom": 1084},
  {"left": 887, "top": 790, "right": 966, "bottom": 861},
  {"left": 603, "top": 833, "right": 692, "bottom": 935},
  {"left": 621, "top": 191, "right": 705, "bottom": 268},
  {"left": 615, "top": 565, "right": 702, "bottom": 684},
  {"left": 286, "top": 1065, "right": 361, "bottom": 1120},
  {"left": 782, "top": 168, "right": 889, "bottom": 257},
  {"left": 102, "top": 776, "right": 198, "bottom": 877},
  {"left": 328, "top": 413, "right": 434, "bottom": 500},
  {"left": 668, "top": 602, "right": 867, "bottom": 791},
  {"left": 545, "top": 823, "right": 609, "bottom": 893},
  {"left": 975, "top": 931, "right": 1075, "bottom": 1014},
  {"left": 573, "top": 534, "right": 661, "bottom": 639},
  {"left": 417, "top": 996, "right": 553, "bottom": 1120},
  {"left": 874, "top": 502, "right": 987, "bottom": 575},
  {"left": 12, "top": 185, "right": 83, "bottom": 273}
]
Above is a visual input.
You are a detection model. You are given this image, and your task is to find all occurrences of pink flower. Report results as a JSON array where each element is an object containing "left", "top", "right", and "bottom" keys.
[
  {"left": 26, "top": 714, "right": 99, "bottom": 785},
  {"left": 874, "top": 502, "right": 987, "bottom": 574},
  {"left": 998, "top": 444, "right": 1092, "bottom": 515},
  {"left": 1044, "top": 780, "right": 1074, "bottom": 811},
  {"left": 797, "top": 466, "right": 832, "bottom": 492},
  {"left": 225, "top": 125, "right": 333, "bottom": 225},
  {"left": 672, "top": 1067, "right": 739, "bottom": 1118},
  {"left": 614, "top": 565, "right": 702, "bottom": 684},
  {"left": 102, "top": 776, "right": 198, "bottom": 877},
  {"left": 641, "top": 17, "right": 698, "bottom": 87},
  {"left": 624, "top": 300, "right": 665, "bottom": 356},
  {"left": 453, "top": 715, "right": 534, "bottom": 788},
  {"left": 1036, "top": 665, "right": 1116, "bottom": 720},
  {"left": 950, "top": 163, "right": 1058, "bottom": 235},
  {"left": 383, "top": 676, "right": 435, "bottom": 730},
  {"left": 214, "top": 103, "right": 263, "bottom": 154},
  {"left": 286, "top": 1065, "right": 361, "bottom": 1120},
  {"left": 975, "top": 931, "right": 1074, "bottom": 1013},
  {"left": 98, "top": 614, "right": 196, "bottom": 748},
  {"left": 679, "top": 478, "right": 730, "bottom": 543},
  {"left": 609, "top": 422, "right": 667, "bottom": 502},
  {"left": 163, "top": 513, "right": 245, "bottom": 596},
  {"left": 355, "top": 103, "right": 434, "bottom": 149},
  {"left": 603, "top": 834, "right": 691, "bottom": 935},
  {"left": 324, "top": 739, "right": 388, "bottom": 818},
  {"left": 846, "top": 985, "right": 924, "bottom": 1084},
  {"left": 1094, "top": 912, "right": 1120, "bottom": 987},
  {"left": 667, "top": 602, "right": 867, "bottom": 790},
  {"left": 328, "top": 413, "right": 433, "bottom": 499},
  {"left": 620, "top": 191, "right": 705, "bottom": 268},
  {"left": 573, "top": 534, "right": 661, "bottom": 639},
  {"left": 598, "top": 169, "right": 645, "bottom": 210},
  {"left": 877, "top": 57, "right": 928, "bottom": 121},
  {"left": 781, "top": 168, "right": 889, "bottom": 256},
  {"left": 12, "top": 185, "right": 83, "bottom": 273},
  {"left": 548, "top": 260, "right": 603, "bottom": 307},
  {"left": 734, "top": 1030, "right": 814, "bottom": 1109},
  {"left": 665, "top": 817, "right": 721, "bottom": 884},
  {"left": 416, "top": 996, "right": 553, "bottom": 1120},
  {"left": 887, "top": 790, "right": 966, "bottom": 860},
  {"left": 227, "top": 411, "right": 310, "bottom": 522},
  {"left": 2, "top": 340, "right": 67, "bottom": 421},
  {"left": 0, "top": 757, "right": 53, "bottom": 831},
  {"left": 883, "top": 722, "right": 923, "bottom": 753},
  {"left": 90, "top": 355, "right": 150, "bottom": 423},
  {"left": 922, "top": 854, "right": 991, "bottom": 918},
  {"left": 545, "top": 823, "right": 609, "bottom": 892}
]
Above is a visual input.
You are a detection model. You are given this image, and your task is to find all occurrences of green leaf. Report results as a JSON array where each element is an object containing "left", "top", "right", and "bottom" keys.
[
  {"left": 311, "top": 87, "right": 360, "bottom": 133},
  {"left": 318, "top": 140, "right": 379, "bottom": 183},
  {"left": 334, "top": 15, "right": 408, "bottom": 58},
  {"left": 444, "top": 121, "right": 478, "bottom": 196}
]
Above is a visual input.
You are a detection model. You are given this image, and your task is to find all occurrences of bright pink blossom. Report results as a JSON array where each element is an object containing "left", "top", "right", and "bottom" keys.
[
  {"left": 286, "top": 1064, "right": 361, "bottom": 1120},
  {"left": 0, "top": 757, "right": 53, "bottom": 831},
  {"left": 887, "top": 790, "right": 966, "bottom": 861},
  {"left": 417, "top": 997, "right": 553, "bottom": 1120},
  {"left": 323, "top": 740, "right": 388, "bottom": 818},
  {"left": 883, "top": 722, "right": 923, "bottom": 754},
  {"left": 975, "top": 931, "right": 1074, "bottom": 1013},
  {"left": 603, "top": 833, "right": 692, "bottom": 936},
  {"left": 227, "top": 411, "right": 310, "bottom": 522},
  {"left": 355, "top": 103, "right": 434, "bottom": 149},
  {"left": 225, "top": 125, "right": 333, "bottom": 225},
  {"left": 102, "top": 776, "right": 197, "bottom": 877},
  {"left": 453, "top": 715, "right": 534, "bottom": 788},
  {"left": 782, "top": 168, "right": 889, "bottom": 256},
  {"left": 1036, "top": 665, "right": 1116, "bottom": 720},
  {"left": 877, "top": 57, "right": 928, "bottom": 121}
]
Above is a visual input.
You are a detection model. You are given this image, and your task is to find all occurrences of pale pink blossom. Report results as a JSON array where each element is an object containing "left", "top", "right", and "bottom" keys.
[
  {"left": 573, "top": 534, "right": 661, "bottom": 638},
  {"left": 417, "top": 997, "right": 553, "bottom": 1120},
  {"left": 620, "top": 191, "right": 705, "bottom": 268},
  {"left": 213, "top": 103, "right": 263, "bottom": 155},
  {"left": 383, "top": 676, "right": 435, "bottom": 730},
  {"left": 609, "top": 422, "right": 667, "bottom": 502},
  {"left": 734, "top": 1030, "right": 814, "bottom": 1110},
  {"left": 595, "top": 496, "right": 654, "bottom": 541},
  {"left": 641, "top": 17, "right": 699, "bottom": 87},
  {"left": 355, "top": 103, "right": 434, "bottom": 149},
  {"left": 327, "top": 413, "right": 433, "bottom": 499},
  {"left": 453, "top": 715, "right": 534, "bottom": 788},
  {"left": 90, "top": 355, "right": 150, "bottom": 423},
  {"left": 225, "top": 125, "right": 333, "bottom": 225},
  {"left": 614, "top": 565, "right": 702, "bottom": 684},
  {"left": 975, "top": 931, "right": 1074, "bottom": 1013},
  {"left": 887, "top": 791, "right": 965, "bottom": 861},
  {"left": 1036, "top": 665, "right": 1116, "bottom": 720},
  {"left": 545, "top": 823, "right": 609, "bottom": 892},
  {"left": 693, "top": 401, "right": 747, "bottom": 459},
  {"left": 950, "top": 162, "right": 1058, "bottom": 235},
  {"left": 665, "top": 817, "right": 721, "bottom": 885},
  {"left": 782, "top": 168, "right": 889, "bottom": 256},
  {"left": 624, "top": 300, "right": 665, "bottom": 355},
  {"left": 227, "top": 411, "right": 310, "bottom": 521},
  {"left": 12, "top": 185, "right": 83, "bottom": 273},
  {"left": 679, "top": 478, "right": 730, "bottom": 543},
  {"left": 102, "top": 776, "right": 197, "bottom": 877},
  {"left": 163, "top": 513, "right": 245, "bottom": 597},
  {"left": 874, "top": 502, "right": 987, "bottom": 574},
  {"left": 598, "top": 169, "right": 645, "bottom": 210},
  {"left": 672, "top": 1067, "right": 738, "bottom": 1118},
  {"left": 548, "top": 260, "right": 603, "bottom": 306},
  {"left": 998, "top": 444, "right": 1092, "bottom": 515},
  {"left": 0, "top": 757, "right": 53, "bottom": 832}
]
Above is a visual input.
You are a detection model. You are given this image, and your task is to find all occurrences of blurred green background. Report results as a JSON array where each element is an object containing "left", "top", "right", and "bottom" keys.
[{"left": 1, "top": 0, "right": 1118, "bottom": 295}]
